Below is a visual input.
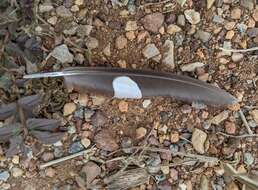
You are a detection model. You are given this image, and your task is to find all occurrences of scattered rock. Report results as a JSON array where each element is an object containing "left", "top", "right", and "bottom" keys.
[
  {"left": 11, "top": 167, "right": 23, "bottom": 178},
  {"left": 225, "top": 22, "right": 235, "bottom": 30},
  {"left": 118, "top": 101, "right": 128, "bottom": 112},
  {"left": 142, "top": 99, "right": 151, "bottom": 108},
  {"left": 75, "top": 176, "right": 86, "bottom": 189},
  {"left": 136, "top": 127, "right": 147, "bottom": 139},
  {"left": 94, "top": 130, "right": 119, "bottom": 151},
  {"left": 207, "top": 0, "right": 215, "bottom": 9},
  {"left": 244, "top": 152, "right": 254, "bottom": 166},
  {"left": 91, "top": 110, "right": 108, "bottom": 127},
  {"left": 141, "top": 13, "right": 164, "bottom": 33},
  {"left": 225, "top": 30, "right": 235, "bottom": 40},
  {"left": 78, "top": 94, "right": 88, "bottom": 107},
  {"left": 75, "top": 0, "right": 84, "bottom": 6},
  {"left": 165, "top": 13, "right": 176, "bottom": 25},
  {"left": 125, "top": 21, "right": 138, "bottom": 31},
  {"left": 47, "top": 16, "right": 58, "bottom": 25},
  {"left": 54, "top": 147, "right": 64, "bottom": 158},
  {"left": 250, "top": 110, "right": 258, "bottom": 124},
  {"left": 252, "top": 8, "right": 258, "bottom": 22},
  {"left": 213, "top": 15, "right": 224, "bottom": 24},
  {"left": 126, "top": 31, "right": 136, "bottom": 41},
  {"left": 103, "top": 43, "right": 111, "bottom": 57},
  {"left": 210, "top": 111, "right": 229, "bottom": 125},
  {"left": 115, "top": 35, "right": 128, "bottom": 49},
  {"left": 232, "top": 53, "right": 244, "bottom": 62},
  {"left": 247, "top": 28, "right": 258, "bottom": 38},
  {"left": 77, "top": 25, "right": 93, "bottom": 37},
  {"left": 12, "top": 155, "right": 19, "bottom": 164},
  {"left": 161, "top": 165, "right": 170, "bottom": 175},
  {"left": 170, "top": 131, "right": 179, "bottom": 143},
  {"left": 181, "top": 62, "right": 205, "bottom": 72},
  {"left": 121, "top": 137, "right": 133, "bottom": 153},
  {"left": 177, "top": 14, "right": 185, "bottom": 26},
  {"left": 51, "top": 44, "right": 74, "bottom": 64},
  {"left": 39, "top": 4, "right": 54, "bottom": 13},
  {"left": 170, "top": 168, "right": 179, "bottom": 181},
  {"left": 142, "top": 43, "right": 160, "bottom": 59},
  {"left": 184, "top": 9, "right": 201, "bottom": 25},
  {"left": 167, "top": 24, "right": 182, "bottom": 34},
  {"left": 81, "top": 161, "right": 101, "bottom": 184},
  {"left": 68, "top": 141, "right": 84, "bottom": 154},
  {"left": 191, "top": 128, "right": 207, "bottom": 154},
  {"left": 63, "top": 102, "right": 77, "bottom": 116},
  {"left": 0, "top": 171, "right": 10, "bottom": 182},
  {"left": 45, "top": 167, "right": 56, "bottom": 178},
  {"left": 56, "top": 6, "right": 73, "bottom": 18},
  {"left": 196, "top": 30, "right": 211, "bottom": 43},
  {"left": 42, "top": 152, "right": 54, "bottom": 162},
  {"left": 227, "top": 182, "right": 239, "bottom": 190},
  {"left": 162, "top": 40, "right": 175, "bottom": 69},
  {"left": 225, "top": 121, "right": 236, "bottom": 134},
  {"left": 231, "top": 8, "right": 241, "bottom": 20},
  {"left": 85, "top": 37, "right": 99, "bottom": 50},
  {"left": 200, "top": 175, "right": 209, "bottom": 190},
  {"left": 241, "top": 0, "right": 254, "bottom": 10},
  {"left": 81, "top": 138, "right": 91, "bottom": 148}
]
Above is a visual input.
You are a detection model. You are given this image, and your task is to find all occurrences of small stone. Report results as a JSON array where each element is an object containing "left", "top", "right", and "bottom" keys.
[
  {"left": 227, "top": 182, "right": 239, "bottom": 190},
  {"left": 225, "top": 22, "right": 235, "bottom": 30},
  {"left": 39, "top": 4, "right": 54, "bottom": 13},
  {"left": 69, "top": 141, "right": 84, "bottom": 154},
  {"left": 71, "top": 5, "right": 79, "bottom": 12},
  {"left": 231, "top": 53, "right": 244, "bottom": 62},
  {"left": 117, "top": 59, "right": 127, "bottom": 68},
  {"left": 225, "top": 30, "right": 234, "bottom": 40},
  {"left": 240, "top": 0, "right": 254, "bottom": 10},
  {"left": 2, "top": 183, "right": 11, "bottom": 189},
  {"left": 142, "top": 43, "right": 160, "bottom": 59},
  {"left": 42, "top": 152, "right": 54, "bottom": 162},
  {"left": 103, "top": 44, "right": 111, "bottom": 57},
  {"left": 74, "top": 107, "right": 84, "bottom": 119},
  {"left": 170, "top": 131, "right": 179, "bottom": 143},
  {"left": 142, "top": 99, "right": 151, "bottom": 108},
  {"left": 118, "top": 101, "right": 128, "bottom": 112},
  {"left": 51, "top": 44, "right": 74, "bottom": 64},
  {"left": 200, "top": 175, "right": 209, "bottom": 190},
  {"left": 181, "top": 62, "right": 205, "bottom": 72},
  {"left": 54, "top": 147, "right": 63, "bottom": 158},
  {"left": 91, "top": 111, "right": 108, "bottom": 127},
  {"left": 63, "top": 102, "right": 76, "bottom": 116},
  {"left": 247, "top": 28, "right": 258, "bottom": 38},
  {"left": 236, "top": 23, "right": 247, "bottom": 33},
  {"left": 45, "top": 167, "right": 56, "bottom": 178},
  {"left": 136, "top": 127, "right": 147, "bottom": 139},
  {"left": 77, "top": 25, "right": 93, "bottom": 37},
  {"left": 75, "top": 0, "right": 84, "bottom": 6},
  {"left": 141, "top": 13, "right": 164, "bottom": 33},
  {"left": 161, "top": 165, "right": 170, "bottom": 175},
  {"left": 252, "top": 9, "right": 258, "bottom": 22},
  {"left": 165, "top": 13, "right": 176, "bottom": 25},
  {"left": 177, "top": 14, "right": 185, "bottom": 26},
  {"left": 210, "top": 111, "right": 229, "bottom": 125},
  {"left": 170, "top": 168, "right": 179, "bottom": 181},
  {"left": 12, "top": 155, "right": 19, "bottom": 164},
  {"left": 191, "top": 128, "right": 207, "bottom": 154},
  {"left": 121, "top": 137, "right": 133, "bottom": 153},
  {"left": 137, "top": 31, "right": 149, "bottom": 43},
  {"left": 244, "top": 152, "right": 254, "bottom": 166},
  {"left": 56, "top": 6, "right": 73, "bottom": 18},
  {"left": 68, "top": 125, "right": 76, "bottom": 134},
  {"left": 81, "top": 161, "right": 101, "bottom": 184},
  {"left": 213, "top": 15, "right": 224, "bottom": 24},
  {"left": 125, "top": 21, "right": 138, "bottom": 31},
  {"left": 125, "top": 31, "right": 136, "bottom": 41},
  {"left": 47, "top": 16, "right": 58, "bottom": 25},
  {"left": 198, "top": 73, "right": 209, "bottom": 82},
  {"left": 231, "top": 8, "right": 241, "bottom": 20},
  {"left": 162, "top": 40, "right": 175, "bottom": 69},
  {"left": 81, "top": 138, "right": 91, "bottom": 148},
  {"left": 207, "top": 0, "right": 215, "bottom": 9},
  {"left": 196, "top": 30, "right": 211, "bottom": 43},
  {"left": 78, "top": 94, "right": 88, "bottom": 107},
  {"left": 94, "top": 130, "right": 119, "bottom": 151},
  {"left": 250, "top": 110, "right": 258, "bottom": 124},
  {"left": 11, "top": 167, "right": 23, "bottom": 178},
  {"left": 184, "top": 9, "right": 201, "bottom": 25},
  {"left": 0, "top": 171, "right": 10, "bottom": 182},
  {"left": 225, "top": 121, "right": 236, "bottom": 134},
  {"left": 85, "top": 37, "right": 99, "bottom": 50},
  {"left": 115, "top": 35, "right": 128, "bottom": 49},
  {"left": 75, "top": 176, "right": 86, "bottom": 189},
  {"left": 167, "top": 24, "right": 182, "bottom": 34}
]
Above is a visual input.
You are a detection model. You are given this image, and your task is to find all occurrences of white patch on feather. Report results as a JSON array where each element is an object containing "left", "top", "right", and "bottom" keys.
[{"left": 112, "top": 76, "right": 142, "bottom": 99}]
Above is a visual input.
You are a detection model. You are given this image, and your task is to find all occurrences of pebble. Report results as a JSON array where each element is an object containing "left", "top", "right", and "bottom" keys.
[
  {"left": 51, "top": 44, "right": 74, "bottom": 64},
  {"left": 118, "top": 101, "right": 128, "bottom": 112},
  {"left": 207, "top": 0, "right": 215, "bottom": 9},
  {"left": 56, "top": 6, "right": 73, "bottom": 18},
  {"left": 141, "top": 13, "right": 164, "bottom": 33},
  {"left": 39, "top": 4, "right": 54, "bottom": 13},
  {"left": 244, "top": 152, "right": 254, "bottom": 166},
  {"left": 166, "top": 24, "right": 182, "bottom": 34},
  {"left": 225, "top": 121, "right": 236, "bottom": 134},
  {"left": 54, "top": 147, "right": 64, "bottom": 158},
  {"left": 227, "top": 182, "right": 239, "bottom": 190},
  {"left": 165, "top": 13, "right": 176, "bottom": 25},
  {"left": 74, "top": 107, "right": 84, "bottom": 119},
  {"left": 12, "top": 155, "right": 19, "bottom": 164},
  {"left": 236, "top": 23, "right": 247, "bottom": 33},
  {"left": 11, "top": 167, "right": 23, "bottom": 178},
  {"left": 225, "top": 22, "right": 235, "bottom": 30},
  {"left": 91, "top": 110, "right": 107, "bottom": 127},
  {"left": 170, "top": 131, "right": 179, "bottom": 143},
  {"left": 78, "top": 94, "right": 88, "bottom": 107},
  {"left": 247, "top": 28, "right": 258, "bottom": 38},
  {"left": 75, "top": 0, "right": 84, "bottom": 6},
  {"left": 161, "top": 166, "right": 170, "bottom": 175},
  {"left": 210, "top": 111, "right": 229, "bottom": 125},
  {"left": 252, "top": 9, "right": 258, "bottom": 22},
  {"left": 71, "top": 5, "right": 79, "bottom": 12},
  {"left": 85, "top": 37, "right": 99, "bottom": 50},
  {"left": 0, "top": 171, "right": 10, "bottom": 182},
  {"left": 103, "top": 43, "right": 111, "bottom": 57},
  {"left": 94, "top": 130, "right": 119, "bottom": 151},
  {"left": 162, "top": 40, "right": 175, "bottom": 69},
  {"left": 47, "top": 16, "right": 58, "bottom": 25},
  {"left": 68, "top": 125, "right": 76, "bottom": 134},
  {"left": 142, "top": 43, "right": 160, "bottom": 59},
  {"left": 177, "top": 14, "right": 185, "bottom": 26},
  {"left": 196, "top": 30, "right": 211, "bottom": 43},
  {"left": 170, "top": 168, "right": 179, "bottom": 181},
  {"left": 77, "top": 25, "right": 93, "bottom": 37},
  {"left": 250, "top": 110, "right": 258, "bottom": 124},
  {"left": 181, "top": 62, "right": 205, "bottom": 72},
  {"left": 191, "top": 128, "right": 207, "bottom": 154},
  {"left": 231, "top": 8, "right": 241, "bottom": 20},
  {"left": 231, "top": 53, "right": 243, "bottom": 62},
  {"left": 68, "top": 141, "right": 84, "bottom": 154},
  {"left": 63, "top": 102, "right": 76, "bottom": 116},
  {"left": 184, "top": 9, "right": 201, "bottom": 25},
  {"left": 121, "top": 137, "right": 133, "bottom": 153},
  {"left": 81, "top": 138, "right": 91, "bottom": 148},
  {"left": 125, "top": 21, "right": 138, "bottom": 31},
  {"left": 42, "top": 152, "right": 54, "bottom": 162},
  {"left": 136, "top": 127, "right": 147, "bottom": 139},
  {"left": 200, "top": 175, "right": 209, "bottom": 190},
  {"left": 2, "top": 183, "right": 11, "bottom": 189},
  {"left": 240, "top": 0, "right": 254, "bottom": 10},
  {"left": 75, "top": 176, "right": 86, "bottom": 189},
  {"left": 225, "top": 30, "right": 234, "bottom": 40},
  {"left": 115, "top": 35, "right": 128, "bottom": 49},
  {"left": 81, "top": 161, "right": 101, "bottom": 184},
  {"left": 126, "top": 31, "right": 136, "bottom": 41},
  {"left": 45, "top": 167, "right": 56, "bottom": 178},
  {"left": 142, "top": 99, "right": 151, "bottom": 108},
  {"left": 213, "top": 15, "right": 224, "bottom": 24}
]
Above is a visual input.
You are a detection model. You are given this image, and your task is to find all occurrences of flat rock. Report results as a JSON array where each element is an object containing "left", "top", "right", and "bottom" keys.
[
  {"left": 51, "top": 44, "right": 74, "bottom": 63},
  {"left": 115, "top": 35, "right": 128, "bottom": 49},
  {"left": 11, "top": 167, "right": 23, "bottom": 178},
  {"left": 184, "top": 9, "right": 200, "bottom": 25},
  {"left": 81, "top": 161, "right": 101, "bottom": 184},
  {"left": 94, "top": 130, "right": 119, "bottom": 151},
  {"left": 231, "top": 8, "right": 241, "bottom": 20},
  {"left": 162, "top": 40, "right": 175, "bottom": 69},
  {"left": 39, "top": 4, "right": 54, "bottom": 13},
  {"left": 125, "top": 21, "right": 138, "bottom": 31},
  {"left": 91, "top": 110, "right": 108, "bottom": 127},
  {"left": 191, "top": 128, "right": 207, "bottom": 154},
  {"left": 167, "top": 24, "right": 182, "bottom": 34},
  {"left": 241, "top": 0, "right": 254, "bottom": 10},
  {"left": 196, "top": 30, "right": 211, "bottom": 43},
  {"left": 68, "top": 141, "right": 84, "bottom": 154},
  {"left": 77, "top": 25, "right": 93, "bottom": 37},
  {"left": 141, "top": 13, "right": 164, "bottom": 33},
  {"left": 0, "top": 171, "right": 10, "bottom": 182},
  {"left": 63, "top": 102, "right": 76, "bottom": 116},
  {"left": 56, "top": 6, "right": 73, "bottom": 18},
  {"left": 181, "top": 62, "right": 205, "bottom": 72},
  {"left": 210, "top": 111, "right": 229, "bottom": 125},
  {"left": 142, "top": 43, "right": 160, "bottom": 59}
]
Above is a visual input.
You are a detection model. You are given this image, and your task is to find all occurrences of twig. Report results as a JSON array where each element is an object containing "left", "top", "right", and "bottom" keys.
[
  {"left": 39, "top": 148, "right": 95, "bottom": 170},
  {"left": 239, "top": 109, "right": 253, "bottom": 135},
  {"left": 217, "top": 132, "right": 258, "bottom": 138},
  {"left": 219, "top": 47, "right": 258, "bottom": 53}
]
